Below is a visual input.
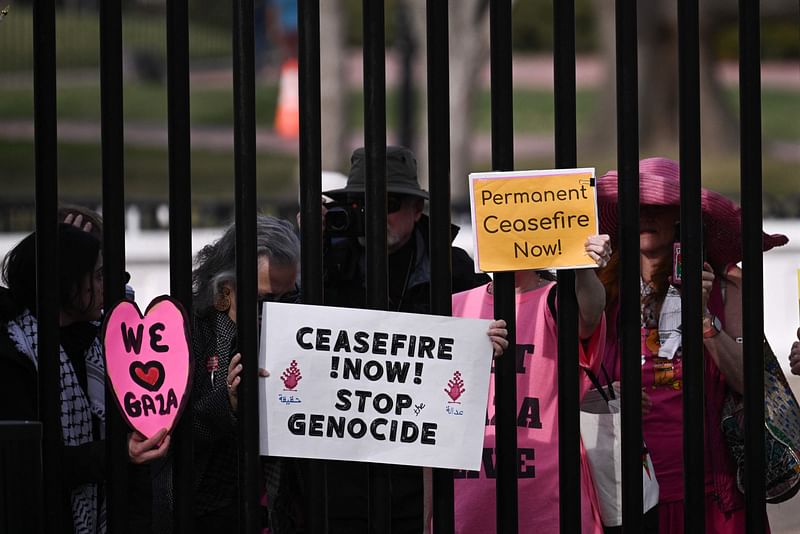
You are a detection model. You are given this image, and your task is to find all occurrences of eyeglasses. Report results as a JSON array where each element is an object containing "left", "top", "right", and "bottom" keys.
[
  {"left": 387, "top": 195, "right": 406, "bottom": 213},
  {"left": 346, "top": 195, "right": 406, "bottom": 214}
]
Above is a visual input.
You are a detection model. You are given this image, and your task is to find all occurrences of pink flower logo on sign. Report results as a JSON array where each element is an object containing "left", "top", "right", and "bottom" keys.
[
  {"left": 101, "top": 296, "right": 192, "bottom": 439},
  {"left": 281, "top": 360, "right": 302, "bottom": 390},
  {"left": 444, "top": 371, "right": 466, "bottom": 403}
]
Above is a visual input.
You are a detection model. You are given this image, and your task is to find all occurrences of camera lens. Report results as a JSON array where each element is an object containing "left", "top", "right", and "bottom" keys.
[{"left": 326, "top": 207, "right": 350, "bottom": 232}]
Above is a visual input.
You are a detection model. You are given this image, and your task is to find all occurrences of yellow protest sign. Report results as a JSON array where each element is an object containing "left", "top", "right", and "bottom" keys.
[{"left": 469, "top": 168, "right": 598, "bottom": 272}]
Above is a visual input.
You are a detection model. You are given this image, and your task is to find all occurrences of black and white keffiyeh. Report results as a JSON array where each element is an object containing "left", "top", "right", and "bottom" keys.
[{"left": 7, "top": 309, "right": 106, "bottom": 534}]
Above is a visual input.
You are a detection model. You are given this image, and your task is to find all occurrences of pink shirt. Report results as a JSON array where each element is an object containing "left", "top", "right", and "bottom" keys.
[{"left": 451, "top": 282, "right": 604, "bottom": 534}]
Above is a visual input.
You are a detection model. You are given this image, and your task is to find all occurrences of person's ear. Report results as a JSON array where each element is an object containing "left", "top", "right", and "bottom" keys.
[
  {"left": 413, "top": 198, "right": 424, "bottom": 221},
  {"left": 214, "top": 285, "right": 232, "bottom": 312}
]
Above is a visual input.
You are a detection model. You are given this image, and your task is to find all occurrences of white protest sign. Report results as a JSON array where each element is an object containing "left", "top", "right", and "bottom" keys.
[{"left": 259, "top": 302, "right": 493, "bottom": 471}]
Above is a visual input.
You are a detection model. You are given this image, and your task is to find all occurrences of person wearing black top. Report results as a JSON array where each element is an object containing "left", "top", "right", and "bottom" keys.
[
  {"left": 320, "top": 146, "right": 490, "bottom": 533},
  {"left": 0, "top": 224, "right": 169, "bottom": 533},
  {"left": 190, "top": 215, "right": 301, "bottom": 533}
]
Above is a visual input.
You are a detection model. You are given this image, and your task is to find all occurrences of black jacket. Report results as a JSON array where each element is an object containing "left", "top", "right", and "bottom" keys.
[
  {"left": 0, "top": 287, "right": 153, "bottom": 534},
  {"left": 324, "top": 215, "right": 489, "bottom": 314}
]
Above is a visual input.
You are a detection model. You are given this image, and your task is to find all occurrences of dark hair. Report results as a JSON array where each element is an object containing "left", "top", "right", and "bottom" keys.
[
  {"left": 2, "top": 224, "right": 102, "bottom": 316},
  {"left": 192, "top": 215, "right": 300, "bottom": 313}
]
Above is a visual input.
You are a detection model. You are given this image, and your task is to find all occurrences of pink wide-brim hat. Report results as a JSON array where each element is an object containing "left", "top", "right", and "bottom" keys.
[{"left": 597, "top": 157, "right": 788, "bottom": 269}]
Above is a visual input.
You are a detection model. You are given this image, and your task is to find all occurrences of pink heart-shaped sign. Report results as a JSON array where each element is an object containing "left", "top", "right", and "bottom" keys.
[{"left": 102, "top": 296, "right": 192, "bottom": 439}]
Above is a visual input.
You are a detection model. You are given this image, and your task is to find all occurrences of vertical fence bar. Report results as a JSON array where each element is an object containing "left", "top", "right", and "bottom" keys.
[
  {"left": 99, "top": 0, "right": 129, "bottom": 529},
  {"left": 166, "top": 0, "right": 195, "bottom": 530},
  {"left": 488, "top": 1, "right": 517, "bottom": 532},
  {"left": 297, "top": 1, "right": 328, "bottom": 531},
  {"left": 426, "top": 1, "right": 454, "bottom": 532},
  {"left": 677, "top": 1, "right": 705, "bottom": 531},
  {"left": 614, "top": 0, "right": 643, "bottom": 531},
  {"left": 553, "top": 1, "right": 581, "bottom": 532},
  {"left": 362, "top": 1, "right": 390, "bottom": 531},
  {"left": 232, "top": 0, "right": 260, "bottom": 531},
  {"left": 32, "top": 1, "right": 62, "bottom": 531},
  {"left": 739, "top": 0, "right": 766, "bottom": 531}
]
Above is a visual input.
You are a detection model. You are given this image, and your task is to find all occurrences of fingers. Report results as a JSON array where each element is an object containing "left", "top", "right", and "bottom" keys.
[
  {"left": 490, "top": 319, "right": 507, "bottom": 330},
  {"left": 63, "top": 213, "right": 93, "bottom": 233},
  {"left": 258, "top": 368, "right": 270, "bottom": 378},
  {"left": 229, "top": 375, "right": 241, "bottom": 394},
  {"left": 585, "top": 234, "right": 612, "bottom": 268},
  {"left": 227, "top": 353, "right": 242, "bottom": 392},
  {"left": 487, "top": 320, "right": 508, "bottom": 358},
  {"left": 490, "top": 336, "right": 509, "bottom": 356},
  {"left": 790, "top": 336, "right": 800, "bottom": 375},
  {"left": 133, "top": 435, "right": 170, "bottom": 464},
  {"left": 228, "top": 353, "right": 241, "bottom": 375},
  {"left": 128, "top": 428, "right": 170, "bottom": 464}
]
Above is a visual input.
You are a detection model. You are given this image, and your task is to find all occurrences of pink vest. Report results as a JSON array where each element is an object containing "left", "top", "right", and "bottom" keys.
[{"left": 451, "top": 282, "right": 605, "bottom": 534}]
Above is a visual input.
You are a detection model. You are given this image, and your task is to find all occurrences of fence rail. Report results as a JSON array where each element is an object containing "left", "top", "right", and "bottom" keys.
[{"left": 12, "top": 0, "right": 773, "bottom": 532}]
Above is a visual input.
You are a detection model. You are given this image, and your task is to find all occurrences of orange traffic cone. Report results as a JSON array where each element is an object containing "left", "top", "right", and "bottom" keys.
[{"left": 274, "top": 58, "right": 299, "bottom": 139}]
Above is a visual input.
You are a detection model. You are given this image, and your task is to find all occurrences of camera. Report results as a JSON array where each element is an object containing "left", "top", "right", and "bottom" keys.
[{"left": 324, "top": 199, "right": 365, "bottom": 237}]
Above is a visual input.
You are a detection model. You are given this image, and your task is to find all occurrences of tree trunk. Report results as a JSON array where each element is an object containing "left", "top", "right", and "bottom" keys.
[
  {"left": 588, "top": 0, "right": 739, "bottom": 156},
  {"left": 409, "top": 0, "right": 490, "bottom": 204}
]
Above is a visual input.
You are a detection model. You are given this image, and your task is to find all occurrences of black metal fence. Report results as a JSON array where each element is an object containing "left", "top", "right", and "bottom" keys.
[{"left": 10, "top": 0, "right": 769, "bottom": 533}]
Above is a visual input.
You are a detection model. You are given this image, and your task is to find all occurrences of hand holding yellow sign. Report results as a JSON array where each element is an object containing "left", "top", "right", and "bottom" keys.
[{"left": 469, "top": 168, "right": 599, "bottom": 272}]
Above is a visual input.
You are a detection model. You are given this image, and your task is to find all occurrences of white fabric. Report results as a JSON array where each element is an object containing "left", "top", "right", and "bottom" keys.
[
  {"left": 657, "top": 285, "right": 683, "bottom": 360},
  {"left": 580, "top": 391, "right": 660, "bottom": 527}
]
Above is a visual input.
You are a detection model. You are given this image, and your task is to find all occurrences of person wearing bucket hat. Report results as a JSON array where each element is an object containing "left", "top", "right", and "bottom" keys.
[
  {"left": 321, "top": 146, "right": 490, "bottom": 531},
  {"left": 595, "top": 157, "right": 787, "bottom": 533},
  {"left": 322, "top": 145, "right": 487, "bottom": 312}
]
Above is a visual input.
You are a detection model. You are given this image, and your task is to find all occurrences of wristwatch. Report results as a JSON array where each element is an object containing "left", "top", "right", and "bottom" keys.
[{"left": 702, "top": 314, "right": 722, "bottom": 339}]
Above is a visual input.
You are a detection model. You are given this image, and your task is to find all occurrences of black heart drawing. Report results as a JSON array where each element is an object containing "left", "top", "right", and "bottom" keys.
[{"left": 129, "top": 361, "right": 166, "bottom": 392}]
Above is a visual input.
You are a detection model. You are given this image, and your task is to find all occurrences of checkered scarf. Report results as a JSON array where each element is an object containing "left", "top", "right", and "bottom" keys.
[{"left": 7, "top": 309, "right": 106, "bottom": 534}]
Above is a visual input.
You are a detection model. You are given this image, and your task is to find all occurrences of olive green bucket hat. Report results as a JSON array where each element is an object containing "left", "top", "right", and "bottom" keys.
[{"left": 324, "top": 145, "right": 429, "bottom": 200}]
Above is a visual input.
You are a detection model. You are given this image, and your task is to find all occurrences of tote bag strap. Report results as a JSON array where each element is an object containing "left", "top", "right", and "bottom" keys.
[{"left": 583, "top": 365, "right": 616, "bottom": 403}]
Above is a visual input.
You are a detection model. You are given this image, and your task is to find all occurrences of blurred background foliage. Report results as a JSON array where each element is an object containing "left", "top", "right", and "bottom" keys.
[
  {"left": 0, "top": 1, "right": 797, "bottom": 230},
  {"left": 1, "top": 1, "right": 797, "bottom": 72}
]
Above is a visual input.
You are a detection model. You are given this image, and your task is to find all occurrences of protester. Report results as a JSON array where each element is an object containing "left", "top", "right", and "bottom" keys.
[
  {"left": 790, "top": 327, "right": 800, "bottom": 376},
  {"left": 316, "top": 145, "right": 491, "bottom": 531},
  {"left": 0, "top": 224, "right": 169, "bottom": 533},
  {"left": 450, "top": 235, "right": 610, "bottom": 533},
  {"left": 596, "top": 157, "right": 788, "bottom": 533},
  {"left": 190, "top": 215, "right": 301, "bottom": 532},
  {"left": 58, "top": 204, "right": 135, "bottom": 300}
]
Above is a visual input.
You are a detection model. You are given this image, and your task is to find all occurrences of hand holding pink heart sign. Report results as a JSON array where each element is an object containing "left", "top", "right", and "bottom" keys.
[{"left": 102, "top": 296, "right": 192, "bottom": 439}]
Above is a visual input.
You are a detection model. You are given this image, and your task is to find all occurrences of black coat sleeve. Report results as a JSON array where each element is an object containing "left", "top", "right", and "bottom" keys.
[{"left": 0, "top": 334, "right": 37, "bottom": 421}]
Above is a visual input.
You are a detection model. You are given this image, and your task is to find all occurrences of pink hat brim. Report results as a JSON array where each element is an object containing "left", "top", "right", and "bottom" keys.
[{"left": 597, "top": 157, "right": 788, "bottom": 268}]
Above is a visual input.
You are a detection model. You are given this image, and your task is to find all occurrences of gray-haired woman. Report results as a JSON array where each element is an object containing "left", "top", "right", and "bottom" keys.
[{"left": 191, "top": 215, "right": 300, "bottom": 533}]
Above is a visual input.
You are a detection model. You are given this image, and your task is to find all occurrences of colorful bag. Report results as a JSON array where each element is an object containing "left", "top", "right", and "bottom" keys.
[{"left": 720, "top": 338, "right": 800, "bottom": 504}]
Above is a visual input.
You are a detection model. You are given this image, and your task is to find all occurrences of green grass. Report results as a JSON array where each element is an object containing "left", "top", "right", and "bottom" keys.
[
  {"left": 0, "top": 85, "right": 797, "bottom": 142},
  {"left": 0, "top": 85, "right": 278, "bottom": 125},
  {"left": 0, "top": 7, "right": 230, "bottom": 72},
  {"left": 0, "top": 140, "right": 297, "bottom": 203}
]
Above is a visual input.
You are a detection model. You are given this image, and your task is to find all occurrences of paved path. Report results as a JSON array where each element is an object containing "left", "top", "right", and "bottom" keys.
[{"left": 1, "top": 118, "right": 797, "bottom": 164}]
